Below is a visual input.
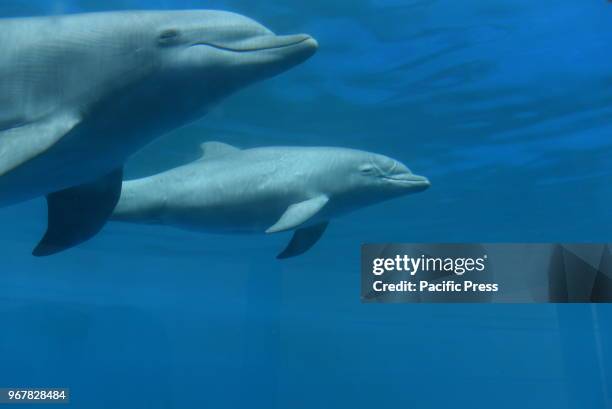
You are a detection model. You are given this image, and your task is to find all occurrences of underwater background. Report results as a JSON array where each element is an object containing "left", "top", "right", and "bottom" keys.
[{"left": 0, "top": 0, "right": 611, "bottom": 408}]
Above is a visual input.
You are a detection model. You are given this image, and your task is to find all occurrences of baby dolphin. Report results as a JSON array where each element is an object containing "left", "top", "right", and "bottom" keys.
[
  {"left": 0, "top": 10, "right": 317, "bottom": 256},
  {"left": 111, "top": 143, "right": 430, "bottom": 258}
]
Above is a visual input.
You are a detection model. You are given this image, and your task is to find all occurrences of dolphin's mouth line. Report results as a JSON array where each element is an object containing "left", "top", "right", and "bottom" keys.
[
  {"left": 190, "top": 37, "right": 312, "bottom": 53},
  {"left": 382, "top": 175, "right": 430, "bottom": 185}
]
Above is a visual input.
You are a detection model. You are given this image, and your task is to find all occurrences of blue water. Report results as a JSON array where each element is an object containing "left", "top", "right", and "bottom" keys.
[{"left": 1, "top": 0, "right": 611, "bottom": 408}]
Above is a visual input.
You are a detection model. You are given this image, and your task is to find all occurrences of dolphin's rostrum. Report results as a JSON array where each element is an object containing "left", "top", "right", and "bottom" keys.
[
  {"left": 0, "top": 10, "right": 318, "bottom": 256},
  {"left": 111, "top": 142, "right": 431, "bottom": 258}
]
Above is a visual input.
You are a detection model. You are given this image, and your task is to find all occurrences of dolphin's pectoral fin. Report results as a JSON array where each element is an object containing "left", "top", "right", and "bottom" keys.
[
  {"left": 0, "top": 111, "right": 81, "bottom": 176},
  {"left": 199, "top": 141, "right": 241, "bottom": 160},
  {"left": 277, "top": 222, "right": 329, "bottom": 259},
  {"left": 32, "top": 168, "right": 123, "bottom": 257},
  {"left": 266, "top": 195, "right": 329, "bottom": 234}
]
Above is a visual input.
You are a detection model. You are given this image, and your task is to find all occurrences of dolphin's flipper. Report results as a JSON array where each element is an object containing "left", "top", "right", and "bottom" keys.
[
  {"left": 199, "top": 142, "right": 241, "bottom": 160},
  {"left": 32, "top": 168, "right": 123, "bottom": 257},
  {"left": 0, "top": 112, "right": 81, "bottom": 176},
  {"left": 266, "top": 195, "right": 329, "bottom": 234},
  {"left": 277, "top": 222, "right": 329, "bottom": 259}
]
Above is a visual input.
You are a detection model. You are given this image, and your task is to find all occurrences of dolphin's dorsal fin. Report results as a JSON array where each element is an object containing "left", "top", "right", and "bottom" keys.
[
  {"left": 266, "top": 195, "right": 329, "bottom": 234},
  {"left": 199, "top": 141, "right": 241, "bottom": 159}
]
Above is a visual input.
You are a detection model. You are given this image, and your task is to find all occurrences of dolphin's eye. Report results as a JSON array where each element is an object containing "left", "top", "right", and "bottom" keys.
[
  {"left": 359, "top": 164, "right": 376, "bottom": 175},
  {"left": 158, "top": 29, "right": 182, "bottom": 46}
]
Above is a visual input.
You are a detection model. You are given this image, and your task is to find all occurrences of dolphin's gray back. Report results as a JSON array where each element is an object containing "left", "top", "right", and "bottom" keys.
[
  {"left": 0, "top": 12, "right": 160, "bottom": 127},
  {"left": 121, "top": 147, "right": 311, "bottom": 206},
  {"left": 122, "top": 145, "right": 362, "bottom": 198}
]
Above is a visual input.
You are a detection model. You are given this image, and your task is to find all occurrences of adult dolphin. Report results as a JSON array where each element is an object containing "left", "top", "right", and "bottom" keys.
[
  {"left": 0, "top": 10, "right": 317, "bottom": 256},
  {"left": 111, "top": 142, "right": 430, "bottom": 259}
]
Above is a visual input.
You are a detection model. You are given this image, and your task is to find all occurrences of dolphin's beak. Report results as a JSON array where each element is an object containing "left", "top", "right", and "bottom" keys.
[
  {"left": 241, "top": 33, "right": 318, "bottom": 52},
  {"left": 384, "top": 173, "right": 431, "bottom": 192},
  {"left": 193, "top": 33, "right": 318, "bottom": 54},
  {"left": 415, "top": 175, "right": 431, "bottom": 191}
]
